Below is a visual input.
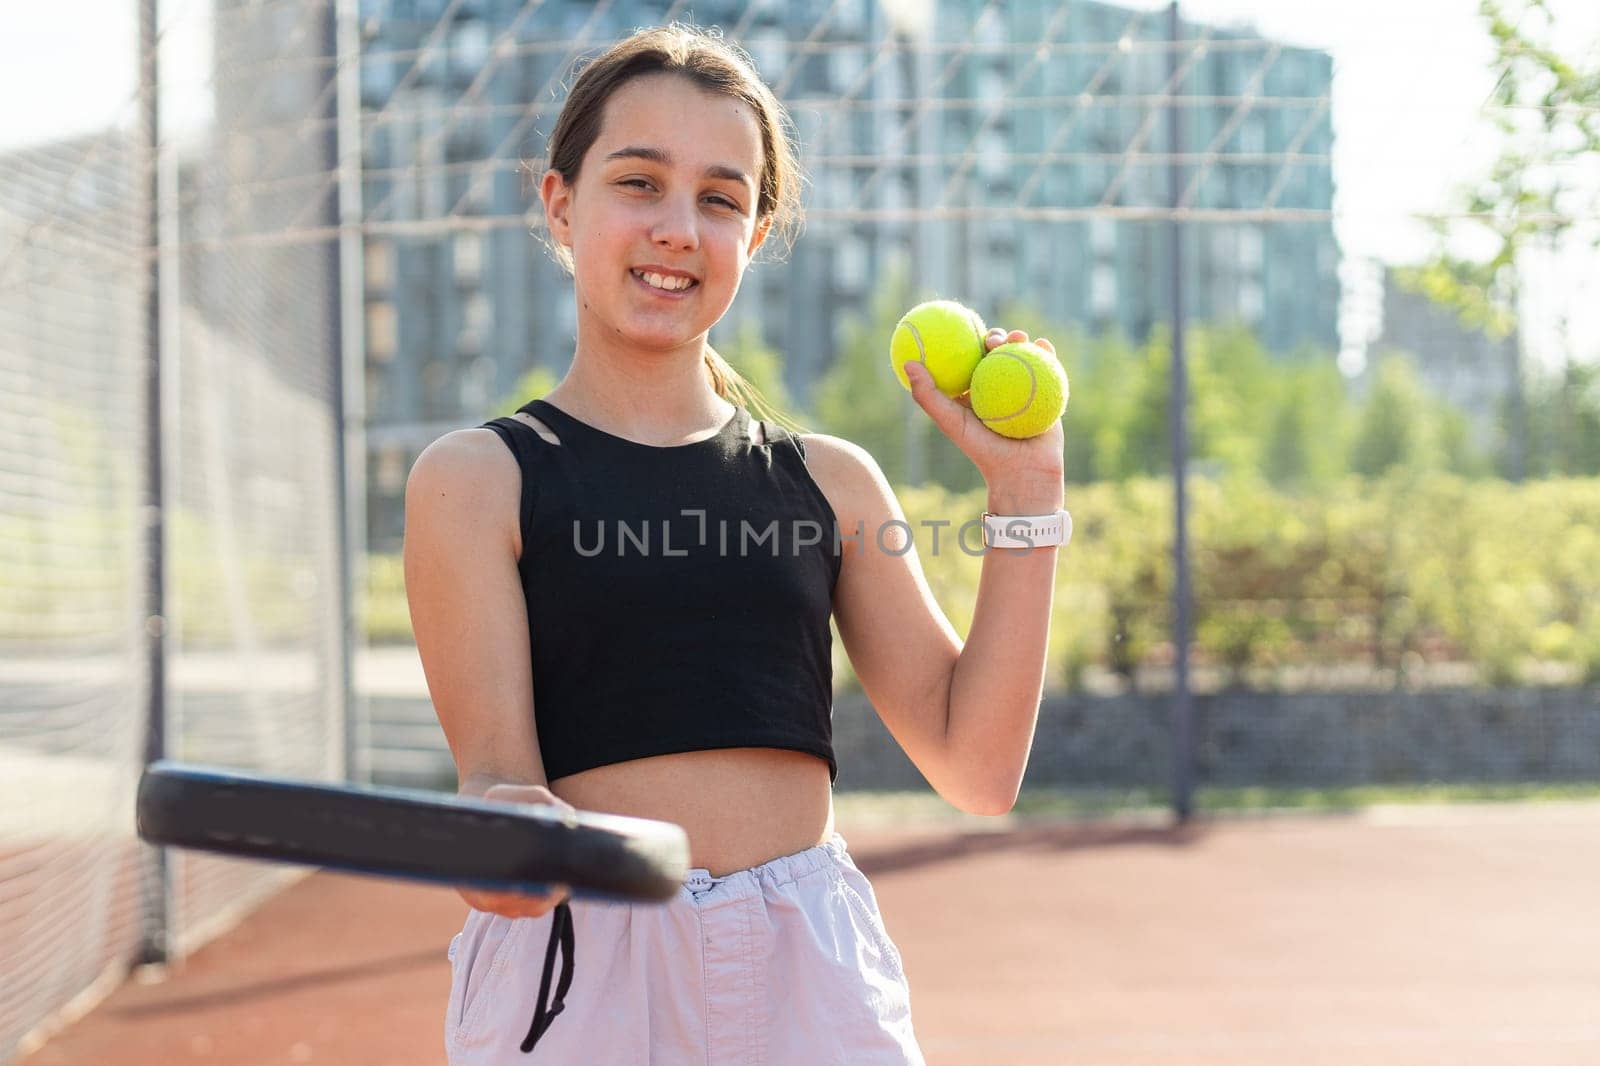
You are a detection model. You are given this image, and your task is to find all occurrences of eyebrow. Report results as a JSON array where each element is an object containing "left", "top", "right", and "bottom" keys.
[{"left": 602, "top": 145, "right": 753, "bottom": 189}]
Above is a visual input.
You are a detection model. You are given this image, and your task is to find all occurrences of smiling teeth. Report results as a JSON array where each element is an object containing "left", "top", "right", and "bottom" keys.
[{"left": 637, "top": 271, "right": 693, "bottom": 291}]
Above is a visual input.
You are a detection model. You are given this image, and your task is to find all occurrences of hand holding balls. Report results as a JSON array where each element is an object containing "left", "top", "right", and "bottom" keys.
[{"left": 890, "top": 299, "right": 1068, "bottom": 439}]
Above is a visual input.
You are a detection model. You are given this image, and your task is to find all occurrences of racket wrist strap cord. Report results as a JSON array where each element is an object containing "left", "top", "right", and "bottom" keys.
[{"left": 520, "top": 901, "right": 575, "bottom": 1053}]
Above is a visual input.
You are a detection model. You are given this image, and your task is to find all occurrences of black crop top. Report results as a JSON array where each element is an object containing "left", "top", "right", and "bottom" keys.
[{"left": 479, "top": 398, "right": 844, "bottom": 784}]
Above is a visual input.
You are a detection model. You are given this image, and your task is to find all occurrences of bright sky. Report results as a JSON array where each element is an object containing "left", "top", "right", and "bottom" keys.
[
  {"left": 1139, "top": 0, "right": 1600, "bottom": 371},
  {"left": 2, "top": 0, "right": 1595, "bottom": 365}
]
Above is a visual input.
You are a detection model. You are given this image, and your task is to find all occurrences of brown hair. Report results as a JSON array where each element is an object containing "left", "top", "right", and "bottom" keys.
[{"left": 536, "top": 23, "right": 807, "bottom": 433}]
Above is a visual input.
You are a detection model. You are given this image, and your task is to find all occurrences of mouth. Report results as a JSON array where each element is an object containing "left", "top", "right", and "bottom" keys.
[{"left": 631, "top": 268, "right": 700, "bottom": 296}]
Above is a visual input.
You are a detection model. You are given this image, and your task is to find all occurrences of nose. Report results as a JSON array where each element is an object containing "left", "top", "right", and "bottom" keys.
[{"left": 651, "top": 192, "right": 700, "bottom": 253}]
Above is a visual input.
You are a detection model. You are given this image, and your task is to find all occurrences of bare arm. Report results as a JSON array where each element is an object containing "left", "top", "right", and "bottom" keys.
[
  {"left": 805, "top": 435, "right": 1060, "bottom": 815},
  {"left": 806, "top": 332, "right": 1065, "bottom": 816},
  {"left": 942, "top": 479, "right": 1062, "bottom": 810},
  {"left": 403, "top": 428, "right": 570, "bottom": 914}
]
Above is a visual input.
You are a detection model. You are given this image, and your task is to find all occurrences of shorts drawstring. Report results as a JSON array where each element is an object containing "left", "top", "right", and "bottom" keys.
[{"left": 519, "top": 901, "right": 574, "bottom": 1053}]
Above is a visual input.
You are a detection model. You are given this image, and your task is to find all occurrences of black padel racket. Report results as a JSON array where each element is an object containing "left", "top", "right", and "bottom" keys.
[{"left": 136, "top": 760, "right": 689, "bottom": 902}]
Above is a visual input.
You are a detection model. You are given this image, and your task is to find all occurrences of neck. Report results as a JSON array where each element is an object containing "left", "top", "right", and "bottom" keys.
[{"left": 546, "top": 327, "right": 734, "bottom": 445}]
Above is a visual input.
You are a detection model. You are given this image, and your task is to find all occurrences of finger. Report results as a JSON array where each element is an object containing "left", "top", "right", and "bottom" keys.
[
  {"left": 466, "top": 896, "right": 563, "bottom": 920},
  {"left": 462, "top": 883, "right": 570, "bottom": 914},
  {"left": 985, "top": 327, "right": 1008, "bottom": 351},
  {"left": 1006, "top": 329, "right": 1028, "bottom": 343},
  {"left": 1036, "top": 336, "right": 1055, "bottom": 355},
  {"left": 904, "top": 361, "right": 971, "bottom": 441},
  {"left": 484, "top": 784, "right": 577, "bottom": 818},
  {"left": 483, "top": 783, "right": 555, "bottom": 805}
]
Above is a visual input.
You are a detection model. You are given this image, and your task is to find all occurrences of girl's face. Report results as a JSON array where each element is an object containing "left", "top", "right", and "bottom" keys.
[{"left": 542, "top": 73, "right": 772, "bottom": 357}]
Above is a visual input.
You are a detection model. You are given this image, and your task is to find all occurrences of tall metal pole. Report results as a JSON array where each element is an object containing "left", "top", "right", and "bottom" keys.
[
  {"left": 136, "top": 0, "right": 171, "bottom": 966},
  {"left": 334, "top": 0, "right": 370, "bottom": 783},
  {"left": 901, "top": 30, "right": 925, "bottom": 487},
  {"left": 1167, "top": 1, "right": 1194, "bottom": 823}
]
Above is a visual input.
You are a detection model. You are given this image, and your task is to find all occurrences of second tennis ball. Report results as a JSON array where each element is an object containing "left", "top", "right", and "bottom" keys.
[
  {"left": 969, "top": 341, "right": 1069, "bottom": 439},
  {"left": 890, "top": 300, "right": 988, "bottom": 397}
]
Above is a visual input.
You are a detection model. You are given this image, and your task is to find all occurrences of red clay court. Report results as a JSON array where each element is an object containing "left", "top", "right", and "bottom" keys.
[{"left": 21, "top": 802, "right": 1600, "bottom": 1066}]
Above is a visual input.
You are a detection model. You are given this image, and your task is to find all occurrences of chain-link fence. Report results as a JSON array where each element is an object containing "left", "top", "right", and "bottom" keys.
[
  {"left": 4, "top": 0, "right": 1597, "bottom": 1059},
  {"left": 1, "top": 3, "right": 348, "bottom": 1057}
]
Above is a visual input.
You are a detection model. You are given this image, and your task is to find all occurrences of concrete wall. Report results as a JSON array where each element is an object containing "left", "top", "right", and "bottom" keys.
[{"left": 370, "top": 687, "right": 1600, "bottom": 793}]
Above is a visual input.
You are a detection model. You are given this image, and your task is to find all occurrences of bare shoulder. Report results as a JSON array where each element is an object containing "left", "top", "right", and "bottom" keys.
[
  {"left": 407, "top": 426, "right": 520, "bottom": 498},
  {"left": 794, "top": 433, "right": 893, "bottom": 530},
  {"left": 405, "top": 427, "right": 525, "bottom": 552}
]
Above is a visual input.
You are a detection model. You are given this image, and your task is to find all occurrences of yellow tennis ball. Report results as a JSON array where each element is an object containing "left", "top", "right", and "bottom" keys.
[
  {"left": 889, "top": 300, "right": 988, "bottom": 397},
  {"left": 969, "top": 341, "right": 1069, "bottom": 439}
]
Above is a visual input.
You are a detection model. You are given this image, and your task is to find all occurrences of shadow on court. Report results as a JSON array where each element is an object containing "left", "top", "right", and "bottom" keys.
[
  {"left": 22, "top": 802, "right": 1600, "bottom": 1066},
  {"left": 850, "top": 822, "right": 1208, "bottom": 878},
  {"left": 103, "top": 948, "right": 444, "bottom": 1020}
]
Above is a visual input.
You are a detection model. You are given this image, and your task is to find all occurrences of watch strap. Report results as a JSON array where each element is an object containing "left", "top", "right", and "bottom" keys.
[{"left": 981, "top": 508, "right": 1072, "bottom": 549}]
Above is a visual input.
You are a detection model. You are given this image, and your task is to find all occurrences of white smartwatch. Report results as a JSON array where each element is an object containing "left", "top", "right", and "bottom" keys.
[{"left": 980, "top": 508, "right": 1073, "bottom": 550}]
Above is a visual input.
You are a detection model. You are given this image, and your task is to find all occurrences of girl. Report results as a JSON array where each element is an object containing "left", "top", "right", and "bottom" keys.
[{"left": 403, "top": 22, "right": 1066, "bottom": 1066}]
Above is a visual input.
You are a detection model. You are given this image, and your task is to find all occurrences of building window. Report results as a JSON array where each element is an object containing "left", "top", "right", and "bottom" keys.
[
  {"left": 1240, "top": 227, "right": 1264, "bottom": 270},
  {"left": 749, "top": 32, "right": 786, "bottom": 78},
  {"left": 1240, "top": 279, "right": 1264, "bottom": 322},
  {"left": 1090, "top": 216, "right": 1116, "bottom": 257},
  {"left": 365, "top": 240, "right": 392, "bottom": 290},
  {"left": 367, "top": 302, "right": 397, "bottom": 363},
  {"left": 459, "top": 354, "right": 496, "bottom": 414},
  {"left": 978, "top": 67, "right": 1006, "bottom": 104},
  {"left": 1239, "top": 120, "right": 1265, "bottom": 157},
  {"left": 422, "top": 358, "right": 452, "bottom": 417},
  {"left": 828, "top": 169, "right": 851, "bottom": 211},
  {"left": 979, "top": 128, "right": 1007, "bottom": 179},
  {"left": 376, "top": 445, "right": 407, "bottom": 495},
  {"left": 1091, "top": 264, "right": 1116, "bottom": 315},
  {"left": 1317, "top": 240, "right": 1336, "bottom": 279},
  {"left": 881, "top": 170, "right": 906, "bottom": 215},
  {"left": 459, "top": 291, "right": 491, "bottom": 355},
  {"left": 1211, "top": 227, "right": 1235, "bottom": 269},
  {"left": 836, "top": 237, "right": 867, "bottom": 291},
  {"left": 451, "top": 19, "right": 490, "bottom": 77},
  {"left": 365, "top": 366, "right": 389, "bottom": 420},
  {"left": 455, "top": 231, "right": 482, "bottom": 285},
  {"left": 830, "top": 48, "right": 864, "bottom": 93}
]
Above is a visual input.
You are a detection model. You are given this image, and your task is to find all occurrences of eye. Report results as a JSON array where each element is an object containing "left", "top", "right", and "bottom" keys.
[
  {"left": 619, "top": 178, "right": 654, "bottom": 190},
  {"left": 706, "top": 194, "right": 741, "bottom": 210}
]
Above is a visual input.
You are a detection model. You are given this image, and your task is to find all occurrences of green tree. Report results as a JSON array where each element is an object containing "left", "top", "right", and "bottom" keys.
[
  {"left": 1525, "top": 359, "right": 1600, "bottom": 477},
  {"left": 1404, "top": 0, "right": 1600, "bottom": 480},
  {"left": 1263, "top": 358, "right": 1351, "bottom": 489},
  {"left": 491, "top": 364, "right": 561, "bottom": 417},
  {"left": 1102, "top": 323, "right": 1336, "bottom": 483},
  {"left": 997, "top": 316, "right": 1358, "bottom": 487},
  {"left": 1350, "top": 355, "right": 1437, "bottom": 476},
  {"left": 711, "top": 319, "right": 808, "bottom": 432},
  {"left": 811, "top": 280, "right": 915, "bottom": 480},
  {"left": 812, "top": 276, "right": 985, "bottom": 491}
]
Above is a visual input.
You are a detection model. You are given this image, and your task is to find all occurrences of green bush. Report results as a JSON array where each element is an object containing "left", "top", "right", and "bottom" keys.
[{"left": 358, "top": 473, "right": 1600, "bottom": 689}]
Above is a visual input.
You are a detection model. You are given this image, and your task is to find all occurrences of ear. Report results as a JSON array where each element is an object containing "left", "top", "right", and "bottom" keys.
[
  {"left": 747, "top": 213, "right": 774, "bottom": 257},
  {"left": 540, "top": 168, "right": 574, "bottom": 247}
]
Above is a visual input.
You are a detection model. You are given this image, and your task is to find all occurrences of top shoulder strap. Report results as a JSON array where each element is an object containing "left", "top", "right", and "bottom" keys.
[
  {"left": 760, "top": 418, "right": 809, "bottom": 461},
  {"left": 519, "top": 399, "right": 583, "bottom": 441}
]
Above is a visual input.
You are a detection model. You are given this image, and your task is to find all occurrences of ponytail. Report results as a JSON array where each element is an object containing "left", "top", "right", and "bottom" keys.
[{"left": 703, "top": 347, "right": 808, "bottom": 437}]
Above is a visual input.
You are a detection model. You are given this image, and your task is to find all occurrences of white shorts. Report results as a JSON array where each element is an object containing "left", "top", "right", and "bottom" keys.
[{"left": 444, "top": 833, "right": 924, "bottom": 1065}]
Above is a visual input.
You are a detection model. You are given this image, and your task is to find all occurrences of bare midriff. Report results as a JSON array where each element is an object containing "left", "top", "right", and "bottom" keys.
[{"left": 550, "top": 747, "right": 835, "bottom": 878}]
